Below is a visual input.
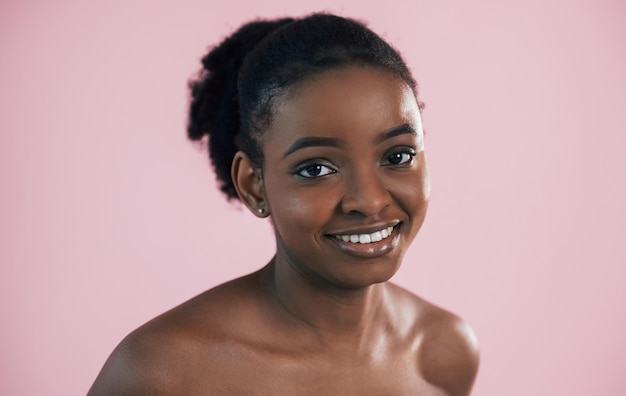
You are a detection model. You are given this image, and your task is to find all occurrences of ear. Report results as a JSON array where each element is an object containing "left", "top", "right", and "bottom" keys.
[{"left": 231, "top": 151, "right": 268, "bottom": 217}]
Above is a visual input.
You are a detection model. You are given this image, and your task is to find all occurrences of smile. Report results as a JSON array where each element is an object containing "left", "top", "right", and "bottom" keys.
[{"left": 333, "top": 226, "right": 395, "bottom": 244}]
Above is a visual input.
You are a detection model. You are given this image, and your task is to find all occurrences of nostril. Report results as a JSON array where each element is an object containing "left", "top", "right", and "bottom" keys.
[{"left": 340, "top": 180, "right": 392, "bottom": 217}]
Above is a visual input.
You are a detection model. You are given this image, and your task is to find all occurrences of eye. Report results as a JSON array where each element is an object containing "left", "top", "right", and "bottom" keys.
[
  {"left": 385, "top": 150, "right": 415, "bottom": 166},
  {"left": 296, "top": 164, "right": 336, "bottom": 178}
]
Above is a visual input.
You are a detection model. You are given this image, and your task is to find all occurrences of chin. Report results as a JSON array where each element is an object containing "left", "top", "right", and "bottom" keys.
[{"left": 329, "top": 257, "right": 403, "bottom": 290}]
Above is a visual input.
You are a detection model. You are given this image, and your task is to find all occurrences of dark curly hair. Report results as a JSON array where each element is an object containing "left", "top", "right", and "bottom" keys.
[{"left": 187, "top": 13, "right": 419, "bottom": 200}]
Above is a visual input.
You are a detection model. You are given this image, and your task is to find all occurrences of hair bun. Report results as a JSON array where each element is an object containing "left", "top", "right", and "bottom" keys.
[{"left": 187, "top": 18, "right": 294, "bottom": 199}]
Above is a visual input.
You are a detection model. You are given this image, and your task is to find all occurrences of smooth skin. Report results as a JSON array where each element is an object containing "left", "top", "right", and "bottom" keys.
[{"left": 88, "top": 66, "right": 479, "bottom": 395}]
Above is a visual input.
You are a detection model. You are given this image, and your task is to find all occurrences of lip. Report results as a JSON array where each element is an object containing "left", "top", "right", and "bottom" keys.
[{"left": 325, "top": 222, "right": 402, "bottom": 258}]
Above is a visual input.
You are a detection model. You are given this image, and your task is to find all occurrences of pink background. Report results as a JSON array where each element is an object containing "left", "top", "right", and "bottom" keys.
[{"left": 1, "top": 0, "right": 625, "bottom": 394}]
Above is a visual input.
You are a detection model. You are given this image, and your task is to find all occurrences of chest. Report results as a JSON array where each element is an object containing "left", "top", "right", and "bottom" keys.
[{"left": 180, "top": 346, "right": 448, "bottom": 396}]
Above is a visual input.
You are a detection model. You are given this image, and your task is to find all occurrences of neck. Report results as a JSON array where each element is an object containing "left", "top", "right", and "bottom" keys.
[{"left": 262, "top": 255, "right": 389, "bottom": 351}]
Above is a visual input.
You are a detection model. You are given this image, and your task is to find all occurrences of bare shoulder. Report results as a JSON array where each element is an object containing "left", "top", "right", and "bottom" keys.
[
  {"left": 387, "top": 283, "right": 480, "bottom": 396},
  {"left": 88, "top": 271, "right": 265, "bottom": 395},
  {"left": 87, "top": 323, "right": 187, "bottom": 395}
]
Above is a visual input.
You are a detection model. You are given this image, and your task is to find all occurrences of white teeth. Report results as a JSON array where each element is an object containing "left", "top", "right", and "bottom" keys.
[
  {"left": 371, "top": 231, "right": 382, "bottom": 242},
  {"left": 335, "top": 226, "right": 395, "bottom": 244}
]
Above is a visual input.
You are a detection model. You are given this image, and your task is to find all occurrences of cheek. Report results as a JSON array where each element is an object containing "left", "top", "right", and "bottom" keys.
[
  {"left": 412, "top": 155, "right": 431, "bottom": 203},
  {"left": 421, "top": 164, "right": 431, "bottom": 201},
  {"left": 392, "top": 165, "right": 430, "bottom": 221},
  {"left": 265, "top": 178, "right": 335, "bottom": 239}
]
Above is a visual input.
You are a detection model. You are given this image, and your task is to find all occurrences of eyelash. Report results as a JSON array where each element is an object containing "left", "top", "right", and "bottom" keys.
[
  {"left": 383, "top": 148, "right": 416, "bottom": 166},
  {"left": 293, "top": 148, "right": 417, "bottom": 179},
  {"left": 295, "top": 163, "right": 337, "bottom": 179}
]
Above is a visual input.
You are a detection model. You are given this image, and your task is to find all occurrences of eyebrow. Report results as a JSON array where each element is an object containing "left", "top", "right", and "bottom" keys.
[
  {"left": 372, "top": 123, "right": 417, "bottom": 145},
  {"left": 283, "top": 137, "right": 344, "bottom": 158},
  {"left": 282, "top": 123, "right": 417, "bottom": 158}
]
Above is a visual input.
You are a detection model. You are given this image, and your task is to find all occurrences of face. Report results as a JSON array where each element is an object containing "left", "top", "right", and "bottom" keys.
[{"left": 260, "top": 66, "right": 430, "bottom": 290}]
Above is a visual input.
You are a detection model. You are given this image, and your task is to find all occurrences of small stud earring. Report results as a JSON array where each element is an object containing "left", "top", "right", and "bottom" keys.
[{"left": 257, "top": 208, "right": 264, "bottom": 215}]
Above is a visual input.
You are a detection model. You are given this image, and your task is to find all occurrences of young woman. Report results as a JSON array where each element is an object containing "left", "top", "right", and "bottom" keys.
[{"left": 89, "top": 13, "right": 479, "bottom": 395}]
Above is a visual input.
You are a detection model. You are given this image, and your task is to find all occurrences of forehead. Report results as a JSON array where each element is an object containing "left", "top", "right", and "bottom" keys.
[{"left": 266, "top": 66, "right": 422, "bottom": 145}]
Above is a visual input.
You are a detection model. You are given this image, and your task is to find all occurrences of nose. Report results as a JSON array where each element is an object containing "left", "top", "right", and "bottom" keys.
[{"left": 340, "top": 168, "right": 392, "bottom": 217}]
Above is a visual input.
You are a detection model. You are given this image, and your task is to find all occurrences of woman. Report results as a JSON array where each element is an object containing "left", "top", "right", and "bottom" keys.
[{"left": 89, "top": 13, "right": 479, "bottom": 395}]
